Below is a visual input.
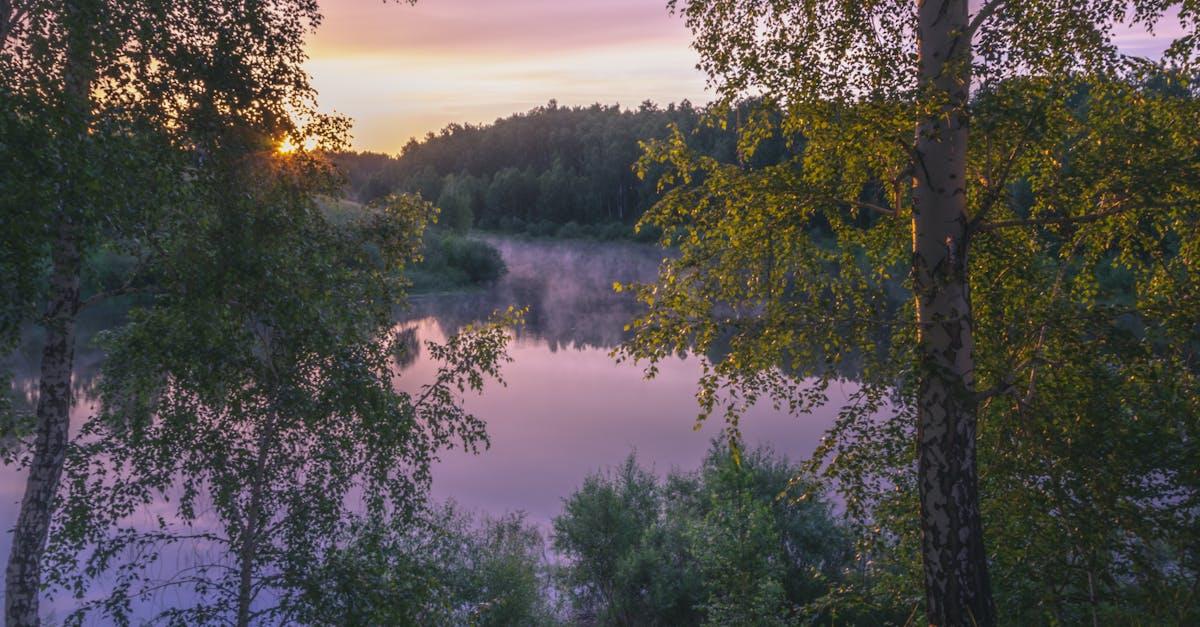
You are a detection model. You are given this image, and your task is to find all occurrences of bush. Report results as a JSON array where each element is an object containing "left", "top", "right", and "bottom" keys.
[
  {"left": 556, "top": 221, "right": 584, "bottom": 239},
  {"left": 497, "top": 215, "right": 524, "bottom": 233},
  {"left": 527, "top": 220, "right": 556, "bottom": 238},
  {"left": 552, "top": 444, "right": 853, "bottom": 625},
  {"left": 408, "top": 231, "right": 506, "bottom": 291},
  {"left": 296, "top": 504, "right": 559, "bottom": 626},
  {"left": 442, "top": 236, "right": 505, "bottom": 283},
  {"left": 596, "top": 222, "right": 629, "bottom": 241}
]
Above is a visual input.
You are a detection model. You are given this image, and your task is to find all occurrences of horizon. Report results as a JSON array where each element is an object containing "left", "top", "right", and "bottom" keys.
[
  {"left": 308, "top": 0, "right": 711, "bottom": 154},
  {"left": 308, "top": 0, "right": 1189, "bottom": 155}
]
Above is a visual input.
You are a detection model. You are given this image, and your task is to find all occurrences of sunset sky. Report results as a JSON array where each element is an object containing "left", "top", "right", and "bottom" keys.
[
  {"left": 307, "top": 0, "right": 709, "bottom": 153},
  {"left": 308, "top": 0, "right": 1189, "bottom": 154}
]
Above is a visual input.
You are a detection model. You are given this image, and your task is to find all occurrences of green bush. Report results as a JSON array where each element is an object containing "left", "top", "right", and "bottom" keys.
[
  {"left": 296, "top": 504, "right": 559, "bottom": 626},
  {"left": 527, "top": 220, "right": 556, "bottom": 238},
  {"left": 596, "top": 222, "right": 629, "bottom": 241},
  {"left": 556, "top": 221, "right": 584, "bottom": 239},
  {"left": 408, "top": 231, "right": 506, "bottom": 291},
  {"left": 497, "top": 215, "right": 526, "bottom": 233},
  {"left": 552, "top": 444, "right": 853, "bottom": 625},
  {"left": 442, "top": 236, "right": 505, "bottom": 283}
]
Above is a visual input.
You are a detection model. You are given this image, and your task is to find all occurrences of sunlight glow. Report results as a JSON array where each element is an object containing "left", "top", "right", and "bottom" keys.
[{"left": 277, "top": 136, "right": 319, "bottom": 154}]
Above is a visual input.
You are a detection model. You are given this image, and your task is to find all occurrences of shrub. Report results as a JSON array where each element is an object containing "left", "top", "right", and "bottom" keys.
[
  {"left": 556, "top": 221, "right": 584, "bottom": 239},
  {"left": 596, "top": 222, "right": 629, "bottom": 241},
  {"left": 527, "top": 220, "right": 556, "bottom": 238},
  {"left": 408, "top": 231, "right": 506, "bottom": 291},
  {"left": 441, "top": 235, "right": 505, "bottom": 283},
  {"left": 553, "top": 444, "right": 852, "bottom": 625},
  {"left": 296, "top": 504, "right": 559, "bottom": 626}
]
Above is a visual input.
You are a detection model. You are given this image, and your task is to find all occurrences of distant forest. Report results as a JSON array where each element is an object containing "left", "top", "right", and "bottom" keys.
[{"left": 334, "top": 100, "right": 789, "bottom": 237}]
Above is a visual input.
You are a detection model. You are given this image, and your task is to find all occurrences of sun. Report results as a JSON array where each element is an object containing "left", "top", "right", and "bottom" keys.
[{"left": 277, "top": 136, "right": 319, "bottom": 154}]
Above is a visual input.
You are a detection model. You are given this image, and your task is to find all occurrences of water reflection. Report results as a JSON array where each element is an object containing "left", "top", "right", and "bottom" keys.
[
  {"left": 402, "top": 237, "right": 665, "bottom": 352},
  {"left": 1, "top": 236, "right": 843, "bottom": 616},
  {"left": 391, "top": 237, "right": 841, "bottom": 526}
]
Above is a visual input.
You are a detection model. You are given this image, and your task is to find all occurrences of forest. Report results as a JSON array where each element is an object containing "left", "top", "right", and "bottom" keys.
[
  {"left": 332, "top": 100, "right": 772, "bottom": 239},
  {"left": 1, "top": 0, "right": 1199, "bottom": 626}
]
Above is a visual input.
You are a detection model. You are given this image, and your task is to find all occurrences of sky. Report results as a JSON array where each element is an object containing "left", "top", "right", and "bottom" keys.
[
  {"left": 307, "top": 0, "right": 1191, "bottom": 154},
  {"left": 307, "top": 0, "right": 710, "bottom": 154}
]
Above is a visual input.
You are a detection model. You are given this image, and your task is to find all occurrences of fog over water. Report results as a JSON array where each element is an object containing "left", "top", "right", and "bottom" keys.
[
  {"left": 397, "top": 236, "right": 843, "bottom": 526},
  {"left": 1, "top": 236, "right": 845, "bottom": 616}
]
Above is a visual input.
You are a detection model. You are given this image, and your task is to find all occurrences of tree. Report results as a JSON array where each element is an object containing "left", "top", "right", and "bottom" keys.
[
  {"left": 297, "top": 503, "right": 558, "bottom": 626},
  {"left": 553, "top": 455, "right": 661, "bottom": 624},
  {"left": 436, "top": 172, "right": 478, "bottom": 232},
  {"left": 43, "top": 186, "right": 520, "bottom": 623},
  {"left": 335, "top": 100, "right": 751, "bottom": 233},
  {"left": 621, "top": 2, "right": 1200, "bottom": 624},
  {"left": 0, "top": 0, "right": 355, "bottom": 621}
]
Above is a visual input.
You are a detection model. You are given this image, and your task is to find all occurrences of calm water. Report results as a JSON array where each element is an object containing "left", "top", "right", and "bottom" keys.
[
  {"left": 402, "top": 237, "right": 843, "bottom": 525},
  {"left": 2, "top": 236, "right": 844, "bottom": 617}
]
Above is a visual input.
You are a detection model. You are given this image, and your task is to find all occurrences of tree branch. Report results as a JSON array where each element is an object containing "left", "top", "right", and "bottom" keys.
[
  {"left": 967, "top": 117, "right": 1037, "bottom": 233},
  {"left": 975, "top": 200, "right": 1192, "bottom": 233},
  {"left": 824, "top": 196, "right": 896, "bottom": 217},
  {"left": 78, "top": 284, "right": 151, "bottom": 311},
  {"left": 966, "top": 0, "right": 1008, "bottom": 37},
  {"left": 78, "top": 248, "right": 159, "bottom": 311}
]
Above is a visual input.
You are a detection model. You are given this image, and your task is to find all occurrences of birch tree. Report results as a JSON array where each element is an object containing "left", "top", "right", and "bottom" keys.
[
  {"left": 0, "top": 0, "right": 413, "bottom": 622},
  {"left": 43, "top": 187, "right": 519, "bottom": 624},
  {"left": 621, "top": 2, "right": 1200, "bottom": 624}
]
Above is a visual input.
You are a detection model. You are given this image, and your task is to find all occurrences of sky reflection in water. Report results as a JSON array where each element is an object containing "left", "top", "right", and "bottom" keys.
[
  {"left": 398, "top": 237, "right": 842, "bottom": 525},
  {"left": 1, "top": 236, "right": 844, "bottom": 617}
]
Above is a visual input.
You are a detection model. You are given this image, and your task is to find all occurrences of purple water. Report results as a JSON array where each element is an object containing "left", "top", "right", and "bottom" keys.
[{"left": 2, "top": 236, "right": 843, "bottom": 619}]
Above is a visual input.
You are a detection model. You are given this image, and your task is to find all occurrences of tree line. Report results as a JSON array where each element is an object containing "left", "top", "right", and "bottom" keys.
[{"left": 333, "top": 100, "right": 789, "bottom": 237}]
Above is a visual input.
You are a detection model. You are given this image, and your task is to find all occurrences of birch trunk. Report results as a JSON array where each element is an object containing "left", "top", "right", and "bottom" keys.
[
  {"left": 912, "top": 1, "right": 995, "bottom": 624},
  {"left": 4, "top": 2, "right": 93, "bottom": 622},
  {"left": 4, "top": 222, "right": 82, "bottom": 626}
]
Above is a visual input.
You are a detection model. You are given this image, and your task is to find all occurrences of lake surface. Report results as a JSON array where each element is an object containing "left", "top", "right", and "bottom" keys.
[
  {"left": 401, "top": 237, "right": 843, "bottom": 526},
  {"left": 1, "top": 236, "right": 843, "bottom": 616}
]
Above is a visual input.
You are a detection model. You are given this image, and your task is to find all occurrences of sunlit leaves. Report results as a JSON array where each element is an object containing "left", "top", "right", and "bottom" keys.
[{"left": 625, "top": 2, "right": 1200, "bottom": 619}]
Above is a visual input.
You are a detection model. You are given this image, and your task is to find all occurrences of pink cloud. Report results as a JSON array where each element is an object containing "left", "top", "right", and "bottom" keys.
[
  {"left": 307, "top": 0, "right": 710, "bottom": 152},
  {"left": 313, "top": 0, "right": 691, "bottom": 58},
  {"left": 309, "top": 1, "right": 1195, "bottom": 153}
]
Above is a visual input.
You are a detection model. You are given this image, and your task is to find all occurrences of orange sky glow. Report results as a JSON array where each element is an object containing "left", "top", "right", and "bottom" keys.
[
  {"left": 307, "top": 0, "right": 1190, "bottom": 154},
  {"left": 307, "top": 0, "right": 710, "bottom": 153}
]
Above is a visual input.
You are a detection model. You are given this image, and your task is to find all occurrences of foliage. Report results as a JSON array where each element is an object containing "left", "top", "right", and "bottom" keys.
[
  {"left": 333, "top": 99, "right": 783, "bottom": 233},
  {"left": 43, "top": 175, "right": 522, "bottom": 623},
  {"left": 408, "top": 229, "right": 507, "bottom": 292},
  {"left": 436, "top": 173, "right": 478, "bottom": 233},
  {"left": 552, "top": 444, "right": 853, "bottom": 625},
  {"left": 296, "top": 502, "right": 559, "bottom": 626},
  {"left": 0, "top": 0, "right": 377, "bottom": 620},
  {"left": 620, "top": 1, "right": 1200, "bottom": 623},
  {"left": 318, "top": 194, "right": 507, "bottom": 292}
]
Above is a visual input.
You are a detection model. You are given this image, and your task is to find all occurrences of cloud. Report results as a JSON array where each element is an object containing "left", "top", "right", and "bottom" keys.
[
  {"left": 308, "top": 43, "right": 709, "bottom": 152},
  {"left": 308, "top": 0, "right": 1195, "bottom": 153},
  {"left": 312, "top": 0, "right": 691, "bottom": 58},
  {"left": 307, "top": 0, "right": 710, "bottom": 152}
]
